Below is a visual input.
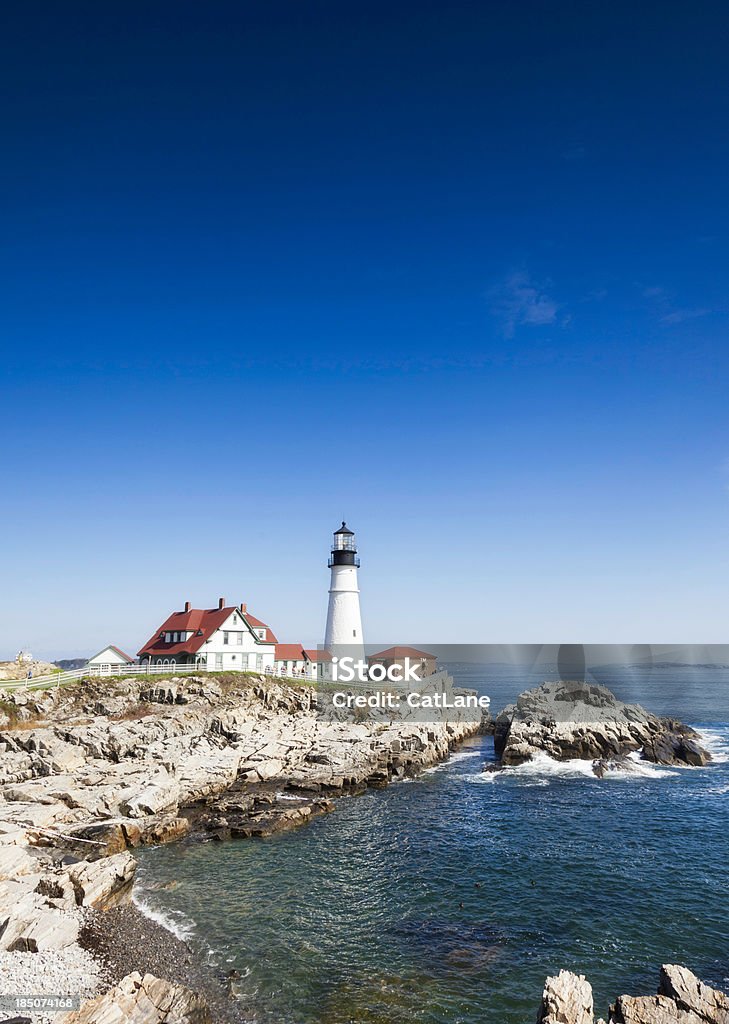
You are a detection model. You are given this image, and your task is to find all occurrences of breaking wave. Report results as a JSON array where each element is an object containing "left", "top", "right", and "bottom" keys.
[
  {"left": 464, "top": 750, "right": 680, "bottom": 785},
  {"left": 133, "top": 891, "right": 196, "bottom": 942},
  {"left": 696, "top": 726, "right": 729, "bottom": 764}
]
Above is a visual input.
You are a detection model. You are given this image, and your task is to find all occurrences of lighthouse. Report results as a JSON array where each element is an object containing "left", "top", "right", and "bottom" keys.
[{"left": 324, "top": 522, "right": 364, "bottom": 649}]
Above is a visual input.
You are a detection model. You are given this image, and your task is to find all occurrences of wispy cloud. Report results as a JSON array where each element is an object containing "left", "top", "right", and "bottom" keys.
[
  {"left": 489, "top": 271, "right": 560, "bottom": 338},
  {"left": 640, "top": 284, "right": 713, "bottom": 326},
  {"left": 659, "top": 307, "right": 712, "bottom": 325}
]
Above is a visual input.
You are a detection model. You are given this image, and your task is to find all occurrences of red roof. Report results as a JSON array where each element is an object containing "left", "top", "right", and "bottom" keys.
[
  {"left": 138, "top": 605, "right": 277, "bottom": 659},
  {"left": 275, "top": 643, "right": 307, "bottom": 662},
  {"left": 304, "top": 648, "right": 333, "bottom": 662},
  {"left": 245, "top": 613, "right": 278, "bottom": 643},
  {"left": 368, "top": 646, "right": 436, "bottom": 662}
]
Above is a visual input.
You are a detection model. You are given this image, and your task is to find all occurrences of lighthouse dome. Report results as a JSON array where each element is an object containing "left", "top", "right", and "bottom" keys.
[{"left": 329, "top": 521, "right": 359, "bottom": 563}]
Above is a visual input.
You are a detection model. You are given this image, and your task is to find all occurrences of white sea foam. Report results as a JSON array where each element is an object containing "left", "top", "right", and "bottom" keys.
[
  {"left": 614, "top": 752, "right": 679, "bottom": 779},
  {"left": 704, "top": 783, "right": 729, "bottom": 795},
  {"left": 464, "top": 750, "right": 679, "bottom": 784},
  {"left": 696, "top": 727, "right": 729, "bottom": 764},
  {"left": 132, "top": 891, "right": 196, "bottom": 942}
]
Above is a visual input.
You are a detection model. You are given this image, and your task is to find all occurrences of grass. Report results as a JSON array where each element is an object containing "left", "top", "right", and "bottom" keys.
[
  {"left": 2, "top": 670, "right": 317, "bottom": 705},
  {"left": 0, "top": 698, "right": 19, "bottom": 725}
]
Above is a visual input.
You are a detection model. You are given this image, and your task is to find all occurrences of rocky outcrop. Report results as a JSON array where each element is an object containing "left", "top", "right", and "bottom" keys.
[
  {"left": 611, "top": 965, "right": 729, "bottom": 1023},
  {"left": 59, "top": 971, "right": 210, "bottom": 1024},
  {"left": 0, "top": 671, "right": 479, "bottom": 991},
  {"left": 536, "top": 966, "right": 729, "bottom": 1024},
  {"left": 494, "top": 681, "right": 711, "bottom": 769},
  {"left": 197, "top": 786, "right": 335, "bottom": 838},
  {"left": 1, "top": 675, "right": 479, "bottom": 854},
  {"left": 66, "top": 851, "right": 136, "bottom": 909},
  {"left": 538, "top": 969, "right": 594, "bottom": 1024},
  {"left": 658, "top": 964, "right": 729, "bottom": 1022}
]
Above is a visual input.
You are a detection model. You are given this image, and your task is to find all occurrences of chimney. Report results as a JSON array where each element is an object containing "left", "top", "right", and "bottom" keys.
[
  {"left": 218, "top": 597, "right": 225, "bottom": 610},
  {"left": 241, "top": 602, "right": 247, "bottom": 614},
  {"left": 184, "top": 601, "right": 191, "bottom": 613}
]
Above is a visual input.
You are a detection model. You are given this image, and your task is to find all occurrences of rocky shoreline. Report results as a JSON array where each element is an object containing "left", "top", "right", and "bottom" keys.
[
  {"left": 1, "top": 672, "right": 722, "bottom": 1023},
  {"left": 0, "top": 672, "right": 482, "bottom": 1022},
  {"left": 78, "top": 901, "right": 246, "bottom": 1024}
]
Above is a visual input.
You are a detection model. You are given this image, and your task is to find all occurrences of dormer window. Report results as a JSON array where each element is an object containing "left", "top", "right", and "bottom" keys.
[{"left": 256, "top": 629, "right": 265, "bottom": 639}]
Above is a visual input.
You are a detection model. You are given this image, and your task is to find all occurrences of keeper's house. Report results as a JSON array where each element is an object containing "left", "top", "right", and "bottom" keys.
[{"left": 138, "top": 599, "right": 277, "bottom": 672}]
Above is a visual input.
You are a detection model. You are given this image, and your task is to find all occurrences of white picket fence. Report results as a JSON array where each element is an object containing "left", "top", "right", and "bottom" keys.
[{"left": 0, "top": 661, "right": 310, "bottom": 694}]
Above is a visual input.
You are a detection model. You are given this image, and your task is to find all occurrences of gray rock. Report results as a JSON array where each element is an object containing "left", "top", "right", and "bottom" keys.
[
  {"left": 537, "top": 969, "right": 594, "bottom": 1024},
  {"left": 66, "top": 851, "right": 136, "bottom": 908},
  {"left": 58, "top": 971, "right": 210, "bottom": 1024},
  {"left": 535, "top": 964, "right": 729, "bottom": 1024},
  {"left": 496, "top": 681, "right": 711, "bottom": 768},
  {"left": 610, "top": 993, "right": 703, "bottom": 1022},
  {"left": 658, "top": 964, "right": 729, "bottom": 1022},
  {"left": 1, "top": 899, "right": 80, "bottom": 952},
  {"left": 0, "top": 844, "right": 40, "bottom": 879}
]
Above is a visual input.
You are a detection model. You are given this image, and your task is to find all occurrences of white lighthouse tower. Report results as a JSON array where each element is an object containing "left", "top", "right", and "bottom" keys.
[{"left": 324, "top": 522, "right": 364, "bottom": 649}]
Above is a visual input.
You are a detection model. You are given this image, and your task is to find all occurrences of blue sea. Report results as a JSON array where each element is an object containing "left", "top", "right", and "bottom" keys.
[{"left": 134, "top": 665, "right": 729, "bottom": 1024}]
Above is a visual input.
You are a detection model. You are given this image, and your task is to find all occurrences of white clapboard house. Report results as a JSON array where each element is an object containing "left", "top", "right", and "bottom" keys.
[
  {"left": 138, "top": 599, "right": 277, "bottom": 672},
  {"left": 87, "top": 645, "right": 136, "bottom": 673}
]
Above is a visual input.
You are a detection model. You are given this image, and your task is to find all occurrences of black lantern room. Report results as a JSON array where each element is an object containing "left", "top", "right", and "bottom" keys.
[{"left": 328, "top": 521, "right": 360, "bottom": 567}]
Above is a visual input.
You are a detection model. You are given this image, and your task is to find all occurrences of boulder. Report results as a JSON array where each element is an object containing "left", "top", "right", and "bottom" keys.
[
  {"left": 535, "top": 965, "right": 729, "bottom": 1024},
  {"left": 0, "top": 899, "right": 80, "bottom": 951},
  {"left": 133, "top": 815, "right": 189, "bottom": 846},
  {"left": 0, "top": 843, "right": 40, "bottom": 879},
  {"left": 610, "top": 993, "right": 702, "bottom": 1022},
  {"left": 496, "top": 682, "right": 711, "bottom": 768},
  {"left": 658, "top": 964, "right": 729, "bottom": 1022},
  {"left": 537, "top": 969, "right": 594, "bottom": 1024},
  {"left": 119, "top": 773, "right": 180, "bottom": 818},
  {"left": 66, "top": 851, "right": 136, "bottom": 908},
  {"left": 62, "top": 822, "right": 129, "bottom": 859},
  {"left": 59, "top": 971, "right": 210, "bottom": 1024}
]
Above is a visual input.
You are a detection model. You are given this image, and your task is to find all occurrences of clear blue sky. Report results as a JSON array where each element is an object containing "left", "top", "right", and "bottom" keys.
[{"left": 2, "top": 1, "right": 728, "bottom": 658}]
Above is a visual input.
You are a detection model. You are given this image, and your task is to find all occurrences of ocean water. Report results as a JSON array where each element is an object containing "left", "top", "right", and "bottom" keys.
[{"left": 135, "top": 667, "right": 729, "bottom": 1024}]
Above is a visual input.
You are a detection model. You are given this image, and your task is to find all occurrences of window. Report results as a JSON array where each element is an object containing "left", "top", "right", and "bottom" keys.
[
  {"left": 223, "top": 632, "right": 229, "bottom": 645},
  {"left": 235, "top": 632, "right": 243, "bottom": 645},
  {"left": 215, "top": 653, "right": 223, "bottom": 670},
  {"left": 256, "top": 654, "right": 263, "bottom": 671},
  {"left": 257, "top": 629, "right": 265, "bottom": 639},
  {"left": 353, "top": 629, "right": 357, "bottom": 638},
  {"left": 165, "top": 632, "right": 171, "bottom": 643},
  {"left": 241, "top": 654, "right": 249, "bottom": 669}
]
